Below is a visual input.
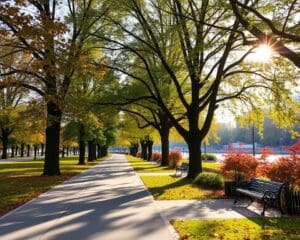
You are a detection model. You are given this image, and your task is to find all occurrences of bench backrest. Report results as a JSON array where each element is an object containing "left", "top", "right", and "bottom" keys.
[
  {"left": 180, "top": 163, "right": 189, "bottom": 169},
  {"left": 248, "top": 178, "right": 284, "bottom": 196}
]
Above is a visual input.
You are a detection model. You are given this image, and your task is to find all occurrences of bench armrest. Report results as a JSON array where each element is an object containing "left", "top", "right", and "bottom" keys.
[{"left": 263, "top": 191, "right": 277, "bottom": 200}]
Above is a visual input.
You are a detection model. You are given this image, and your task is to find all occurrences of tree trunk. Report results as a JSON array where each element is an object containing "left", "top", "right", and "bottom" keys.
[
  {"left": 27, "top": 144, "right": 30, "bottom": 157},
  {"left": 102, "top": 146, "right": 108, "bottom": 157},
  {"left": 41, "top": 143, "right": 44, "bottom": 156},
  {"left": 133, "top": 144, "right": 138, "bottom": 156},
  {"left": 15, "top": 146, "right": 19, "bottom": 156},
  {"left": 146, "top": 139, "right": 154, "bottom": 161},
  {"left": 20, "top": 143, "right": 25, "bottom": 157},
  {"left": 11, "top": 145, "right": 15, "bottom": 158},
  {"left": 92, "top": 143, "right": 97, "bottom": 160},
  {"left": 43, "top": 102, "right": 62, "bottom": 175},
  {"left": 187, "top": 137, "right": 202, "bottom": 178},
  {"left": 66, "top": 147, "right": 69, "bottom": 156},
  {"left": 97, "top": 144, "right": 101, "bottom": 158},
  {"left": 99, "top": 146, "right": 107, "bottom": 157},
  {"left": 78, "top": 123, "right": 85, "bottom": 164},
  {"left": 34, "top": 144, "right": 38, "bottom": 160},
  {"left": 61, "top": 146, "right": 65, "bottom": 158},
  {"left": 129, "top": 143, "right": 138, "bottom": 156},
  {"left": 88, "top": 140, "right": 93, "bottom": 162},
  {"left": 160, "top": 128, "right": 170, "bottom": 166},
  {"left": 78, "top": 140, "right": 85, "bottom": 165},
  {"left": 1, "top": 128, "right": 9, "bottom": 159},
  {"left": 140, "top": 140, "right": 147, "bottom": 160}
]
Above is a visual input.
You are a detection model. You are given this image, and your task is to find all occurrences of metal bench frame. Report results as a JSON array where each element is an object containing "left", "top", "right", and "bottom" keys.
[
  {"left": 234, "top": 178, "right": 284, "bottom": 215},
  {"left": 175, "top": 163, "right": 189, "bottom": 176}
]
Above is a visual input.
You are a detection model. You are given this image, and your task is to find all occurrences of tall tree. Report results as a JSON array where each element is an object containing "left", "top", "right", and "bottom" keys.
[
  {"left": 0, "top": 0, "right": 108, "bottom": 174},
  {"left": 0, "top": 85, "right": 28, "bottom": 159},
  {"left": 98, "top": 0, "right": 298, "bottom": 177}
]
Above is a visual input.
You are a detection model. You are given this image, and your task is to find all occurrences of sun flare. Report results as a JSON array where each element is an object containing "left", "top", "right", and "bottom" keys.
[{"left": 249, "top": 44, "right": 273, "bottom": 62}]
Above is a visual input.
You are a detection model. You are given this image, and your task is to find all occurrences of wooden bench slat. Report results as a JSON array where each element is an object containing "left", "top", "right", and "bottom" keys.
[{"left": 234, "top": 178, "right": 284, "bottom": 215}]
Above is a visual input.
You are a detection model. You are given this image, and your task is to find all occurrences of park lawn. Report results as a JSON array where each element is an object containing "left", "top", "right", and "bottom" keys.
[
  {"left": 203, "top": 161, "right": 221, "bottom": 173},
  {"left": 141, "top": 176, "right": 223, "bottom": 200},
  {"left": 0, "top": 155, "right": 109, "bottom": 216},
  {"left": 126, "top": 155, "right": 174, "bottom": 173},
  {"left": 127, "top": 155, "right": 221, "bottom": 173},
  {"left": 172, "top": 217, "right": 300, "bottom": 240},
  {"left": 182, "top": 159, "right": 221, "bottom": 173}
]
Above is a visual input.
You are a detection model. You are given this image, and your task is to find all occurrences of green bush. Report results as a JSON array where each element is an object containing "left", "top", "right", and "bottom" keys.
[
  {"left": 201, "top": 153, "right": 217, "bottom": 161},
  {"left": 193, "top": 172, "right": 224, "bottom": 189}
]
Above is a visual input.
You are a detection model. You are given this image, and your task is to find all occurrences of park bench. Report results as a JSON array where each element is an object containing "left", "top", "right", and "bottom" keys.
[
  {"left": 234, "top": 178, "right": 284, "bottom": 215},
  {"left": 175, "top": 163, "right": 189, "bottom": 177}
]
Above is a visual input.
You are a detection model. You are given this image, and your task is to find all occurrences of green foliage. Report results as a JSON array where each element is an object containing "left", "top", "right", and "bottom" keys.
[
  {"left": 201, "top": 153, "right": 217, "bottom": 162},
  {"left": 193, "top": 172, "right": 224, "bottom": 190}
]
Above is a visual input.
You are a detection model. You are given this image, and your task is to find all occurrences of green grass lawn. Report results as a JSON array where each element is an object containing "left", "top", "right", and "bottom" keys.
[
  {"left": 127, "top": 155, "right": 221, "bottom": 173},
  {"left": 141, "top": 175, "right": 223, "bottom": 200},
  {"left": 0, "top": 155, "right": 109, "bottom": 216},
  {"left": 202, "top": 161, "right": 220, "bottom": 173},
  {"left": 172, "top": 217, "right": 300, "bottom": 240},
  {"left": 126, "top": 155, "right": 174, "bottom": 173}
]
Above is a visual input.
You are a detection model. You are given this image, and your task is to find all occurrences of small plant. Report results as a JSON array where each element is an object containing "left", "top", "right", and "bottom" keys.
[
  {"left": 201, "top": 153, "right": 217, "bottom": 162},
  {"left": 168, "top": 150, "right": 183, "bottom": 168},
  {"left": 151, "top": 152, "right": 162, "bottom": 162},
  {"left": 221, "top": 152, "right": 258, "bottom": 181},
  {"left": 193, "top": 172, "right": 224, "bottom": 189},
  {"left": 136, "top": 151, "right": 142, "bottom": 158}
]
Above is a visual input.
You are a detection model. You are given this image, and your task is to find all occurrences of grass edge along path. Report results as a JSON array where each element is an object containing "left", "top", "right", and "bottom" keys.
[
  {"left": 126, "top": 155, "right": 174, "bottom": 173},
  {"left": 0, "top": 155, "right": 110, "bottom": 216},
  {"left": 127, "top": 155, "right": 223, "bottom": 200},
  {"left": 172, "top": 217, "right": 300, "bottom": 240},
  {"left": 140, "top": 175, "right": 223, "bottom": 200},
  {"left": 126, "top": 155, "right": 221, "bottom": 174}
]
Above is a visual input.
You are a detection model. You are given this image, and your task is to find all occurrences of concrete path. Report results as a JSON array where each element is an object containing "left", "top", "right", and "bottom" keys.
[
  {"left": 0, "top": 154, "right": 175, "bottom": 240},
  {"left": 156, "top": 199, "right": 281, "bottom": 221}
]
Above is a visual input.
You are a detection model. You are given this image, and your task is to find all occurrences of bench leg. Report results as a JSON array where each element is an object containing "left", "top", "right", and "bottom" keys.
[
  {"left": 233, "top": 195, "right": 238, "bottom": 204},
  {"left": 261, "top": 202, "right": 266, "bottom": 216}
]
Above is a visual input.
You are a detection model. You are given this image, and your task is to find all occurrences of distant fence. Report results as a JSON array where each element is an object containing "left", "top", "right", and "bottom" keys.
[
  {"left": 108, "top": 148, "right": 129, "bottom": 154},
  {"left": 224, "top": 182, "right": 300, "bottom": 215}
]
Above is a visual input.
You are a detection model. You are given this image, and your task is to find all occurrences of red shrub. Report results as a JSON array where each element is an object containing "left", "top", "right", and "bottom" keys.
[
  {"left": 168, "top": 150, "right": 183, "bottom": 168},
  {"left": 136, "top": 151, "right": 142, "bottom": 158},
  {"left": 259, "top": 147, "right": 273, "bottom": 162},
  {"left": 256, "top": 162, "right": 271, "bottom": 177},
  {"left": 221, "top": 153, "right": 258, "bottom": 181},
  {"left": 285, "top": 139, "right": 300, "bottom": 158},
  {"left": 265, "top": 156, "right": 300, "bottom": 186},
  {"left": 151, "top": 152, "right": 162, "bottom": 162}
]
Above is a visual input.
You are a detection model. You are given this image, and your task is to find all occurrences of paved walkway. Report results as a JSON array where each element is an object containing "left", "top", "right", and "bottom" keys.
[
  {"left": 0, "top": 154, "right": 175, "bottom": 240},
  {"left": 156, "top": 199, "right": 281, "bottom": 221}
]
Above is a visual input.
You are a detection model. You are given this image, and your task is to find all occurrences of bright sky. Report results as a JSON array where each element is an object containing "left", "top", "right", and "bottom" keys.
[{"left": 247, "top": 44, "right": 273, "bottom": 63}]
